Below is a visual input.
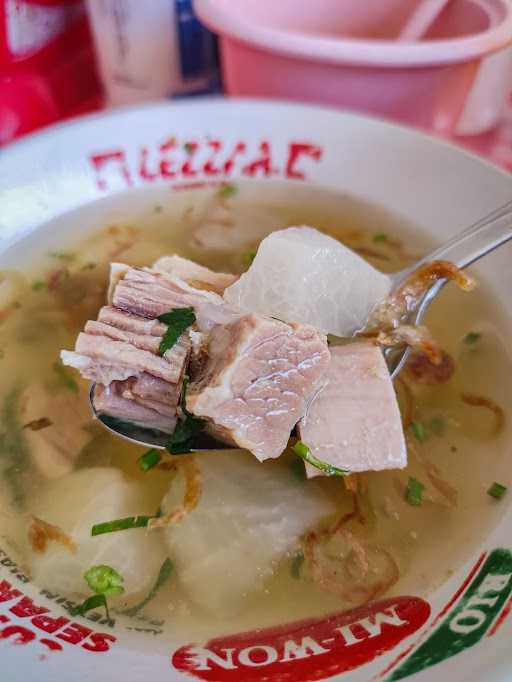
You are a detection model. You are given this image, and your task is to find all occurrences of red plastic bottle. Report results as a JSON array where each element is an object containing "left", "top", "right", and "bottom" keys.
[{"left": 0, "top": 0, "right": 100, "bottom": 145}]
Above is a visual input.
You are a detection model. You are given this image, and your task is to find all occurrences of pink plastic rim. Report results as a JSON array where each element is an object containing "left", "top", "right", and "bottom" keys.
[{"left": 194, "top": 0, "right": 512, "bottom": 68}]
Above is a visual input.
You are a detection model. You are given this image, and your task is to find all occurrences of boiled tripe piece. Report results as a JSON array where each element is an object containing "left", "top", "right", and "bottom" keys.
[
  {"left": 299, "top": 343, "right": 407, "bottom": 475},
  {"left": 161, "top": 451, "right": 335, "bottom": 617},
  {"left": 27, "top": 468, "right": 166, "bottom": 599},
  {"left": 187, "top": 314, "right": 330, "bottom": 460},
  {"left": 224, "top": 226, "right": 392, "bottom": 336}
]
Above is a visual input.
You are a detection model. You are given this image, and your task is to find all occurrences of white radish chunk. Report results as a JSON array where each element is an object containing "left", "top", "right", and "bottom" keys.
[
  {"left": 224, "top": 226, "right": 392, "bottom": 336},
  {"left": 27, "top": 468, "right": 166, "bottom": 600},
  {"left": 161, "top": 451, "right": 335, "bottom": 617}
]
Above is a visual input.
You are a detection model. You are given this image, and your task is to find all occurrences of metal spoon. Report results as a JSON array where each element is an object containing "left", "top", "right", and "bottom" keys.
[
  {"left": 90, "top": 199, "right": 512, "bottom": 449},
  {"left": 385, "top": 198, "right": 512, "bottom": 378}
]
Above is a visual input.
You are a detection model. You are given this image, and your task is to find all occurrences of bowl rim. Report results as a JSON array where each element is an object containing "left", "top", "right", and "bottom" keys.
[{"left": 194, "top": 0, "right": 512, "bottom": 67}]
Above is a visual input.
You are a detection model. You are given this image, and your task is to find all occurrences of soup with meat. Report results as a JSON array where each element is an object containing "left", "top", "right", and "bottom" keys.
[{"left": 0, "top": 182, "right": 510, "bottom": 646}]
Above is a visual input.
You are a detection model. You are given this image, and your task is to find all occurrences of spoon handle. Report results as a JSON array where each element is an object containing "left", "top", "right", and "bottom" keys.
[{"left": 414, "top": 199, "right": 512, "bottom": 271}]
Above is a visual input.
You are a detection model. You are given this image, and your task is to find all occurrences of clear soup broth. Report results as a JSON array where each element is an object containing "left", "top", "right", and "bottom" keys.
[{"left": 0, "top": 182, "right": 510, "bottom": 648}]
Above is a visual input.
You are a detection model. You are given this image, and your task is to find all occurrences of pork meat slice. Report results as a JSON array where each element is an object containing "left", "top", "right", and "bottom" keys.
[
  {"left": 67, "top": 331, "right": 190, "bottom": 384},
  {"left": 111, "top": 267, "right": 240, "bottom": 333},
  {"left": 298, "top": 343, "right": 407, "bottom": 475},
  {"left": 112, "top": 268, "right": 224, "bottom": 320},
  {"left": 152, "top": 255, "right": 237, "bottom": 293},
  {"left": 187, "top": 314, "right": 330, "bottom": 460},
  {"left": 98, "top": 306, "right": 167, "bottom": 336},
  {"left": 93, "top": 383, "right": 177, "bottom": 433}
]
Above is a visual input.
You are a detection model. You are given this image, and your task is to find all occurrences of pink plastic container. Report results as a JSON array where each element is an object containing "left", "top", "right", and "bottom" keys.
[{"left": 194, "top": 0, "right": 512, "bottom": 136}]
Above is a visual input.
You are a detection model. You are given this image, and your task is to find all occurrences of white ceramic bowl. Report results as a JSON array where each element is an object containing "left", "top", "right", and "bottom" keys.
[{"left": 0, "top": 99, "right": 511, "bottom": 682}]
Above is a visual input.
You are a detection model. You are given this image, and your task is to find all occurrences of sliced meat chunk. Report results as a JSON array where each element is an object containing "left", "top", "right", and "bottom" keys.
[
  {"left": 107, "top": 263, "right": 130, "bottom": 304},
  {"left": 72, "top": 331, "right": 190, "bottom": 384},
  {"left": 98, "top": 306, "right": 167, "bottom": 336},
  {"left": 187, "top": 314, "right": 330, "bottom": 460},
  {"left": 298, "top": 343, "right": 407, "bottom": 476},
  {"left": 117, "top": 373, "right": 181, "bottom": 417},
  {"left": 60, "top": 351, "right": 136, "bottom": 386},
  {"left": 112, "top": 268, "right": 224, "bottom": 319},
  {"left": 152, "top": 255, "right": 237, "bottom": 293},
  {"left": 93, "top": 383, "right": 177, "bottom": 433}
]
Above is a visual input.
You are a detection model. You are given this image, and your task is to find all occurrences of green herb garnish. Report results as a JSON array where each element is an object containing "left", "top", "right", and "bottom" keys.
[
  {"left": 32, "top": 280, "right": 46, "bottom": 291},
  {"left": 84, "top": 565, "right": 125, "bottom": 596},
  {"left": 53, "top": 361, "right": 79, "bottom": 393},
  {"left": 122, "top": 559, "right": 173, "bottom": 617},
  {"left": 217, "top": 183, "right": 237, "bottom": 199},
  {"left": 429, "top": 416, "right": 446, "bottom": 436},
  {"left": 411, "top": 420, "right": 427, "bottom": 443},
  {"left": 464, "top": 331, "right": 481, "bottom": 346},
  {"left": 289, "top": 457, "right": 306, "bottom": 482},
  {"left": 165, "top": 375, "right": 205, "bottom": 454},
  {"left": 69, "top": 593, "right": 109, "bottom": 619},
  {"left": 138, "top": 448, "right": 162, "bottom": 472},
  {"left": 373, "top": 233, "right": 388, "bottom": 243},
  {"left": 242, "top": 250, "right": 257, "bottom": 267},
  {"left": 0, "top": 387, "right": 30, "bottom": 509},
  {"left": 153, "top": 205, "right": 163, "bottom": 214},
  {"left": 157, "top": 307, "right": 196, "bottom": 356},
  {"left": 405, "top": 477, "right": 424, "bottom": 506},
  {"left": 292, "top": 441, "right": 347, "bottom": 476},
  {"left": 81, "top": 262, "right": 97, "bottom": 271},
  {"left": 166, "top": 414, "right": 203, "bottom": 454},
  {"left": 290, "top": 552, "right": 305, "bottom": 579},
  {"left": 49, "top": 251, "right": 75, "bottom": 262},
  {"left": 487, "top": 482, "right": 507, "bottom": 500},
  {"left": 91, "top": 515, "right": 154, "bottom": 536}
]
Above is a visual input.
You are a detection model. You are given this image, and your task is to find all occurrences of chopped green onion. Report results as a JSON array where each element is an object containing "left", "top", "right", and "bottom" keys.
[
  {"left": 49, "top": 251, "right": 75, "bottom": 262},
  {"left": 289, "top": 457, "right": 306, "bottom": 482},
  {"left": 464, "top": 331, "right": 481, "bottom": 346},
  {"left": 411, "top": 420, "right": 427, "bottom": 443},
  {"left": 405, "top": 477, "right": 424, "bottom": 506},
  {"left": 84, "top": 565, "right": 124, "bottom": 596},
  {"left": 242, "top": 250, "right": 257, "bottom": 267},
  {"left": 166, "top": 415, "right": 203, "bottom": 454},
  {"left": 429, "top": 416, "right": 446, "bottom": 436},
  {"left": 69, "top": 593, "right": 109, "bottom": 619},
  {"left": 122, "top": 558, "right": 173, "bottom": 617},
  {"left": 153, "top": 205, "right": 163, "bottom": 214},
  {"left": 290, "top": 552, "right": 305, "bottom": 579},
  {"left": 487, "top": 482, "right": 507, "bottom": 500},
  {"left": 91, "top": 515, "right": 154, "bottom": 536},
  {"left": 292, "top": 441, "right": 347, "bottom": 476},
  {"left": 138, "top": 448, "right": 162, "bottom": 472},
  {"left": 373, "top": 233, "right": 388, "bottom": 243},
  {"left": 217, "top": 183, "right": 237, "bottom": 199},
  {"left": 32, "top": 280, "right": 46, "bottom": 291},
  {"left": 158, "top": 307, "right": 196, "bottom": 356},
  {"left": 53, "top": 361, "right": 79, "bottom": 393},
  {"left": 81, "top": 262, "right": 97, "bottom": 271},
  {"left": 165, "top": 376, "right": 205, "bottom": 454}
]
